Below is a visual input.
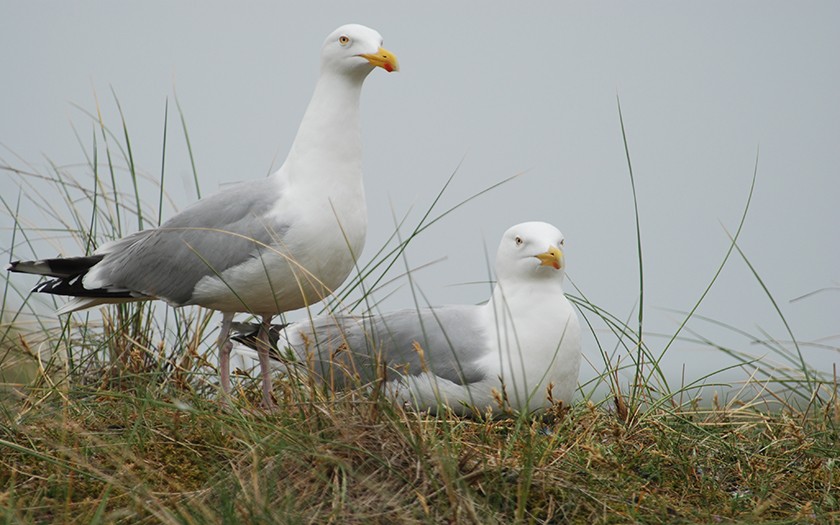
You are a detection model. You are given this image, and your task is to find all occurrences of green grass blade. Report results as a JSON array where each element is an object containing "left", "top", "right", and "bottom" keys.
[
  {"left": 727, "top": 232, "right": 814, "bottom": 395},
  {"left": 110, "top": 87, "right": 143, "bottom": 231},
  {"left": 175, "top": 93, "right": 201, "bottom": 200},
  {"left": 616, "top": 96, "right": 647, "bottom": 410},
  {"left": 157, "top": 98, "right": 169, "bottom": 226}
]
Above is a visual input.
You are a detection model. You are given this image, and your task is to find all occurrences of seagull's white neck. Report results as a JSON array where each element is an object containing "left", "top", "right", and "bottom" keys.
[
  {"left": 282, "top": 69, "right": 368, "bottom": 184},
  {"left": 481, "top": 273, "right": 570, "bottom": 356},
  {"left": 485, "top": 273, "right": 566, "bottom": 315},
  {"left": 481, "top": 272, "right": 578, "bottom": 410}
]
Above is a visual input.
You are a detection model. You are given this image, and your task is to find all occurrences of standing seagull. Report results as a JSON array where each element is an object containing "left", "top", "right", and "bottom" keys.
[
  {"left": 230, "top": 222, "right": 582, "bottom": 415},
  {"left": 7, "top": 24, "right": 399, "bottom": 407}
]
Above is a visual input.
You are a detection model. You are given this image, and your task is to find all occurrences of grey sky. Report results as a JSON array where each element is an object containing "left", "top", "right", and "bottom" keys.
[{"left": 2, "top": 2, "right": 838, "bottom": 398}]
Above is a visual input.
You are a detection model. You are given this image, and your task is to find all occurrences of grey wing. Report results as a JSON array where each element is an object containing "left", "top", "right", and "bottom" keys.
[
  {"left": 290, "top": 305, "right": 490, "bottom": 386},
  {"left": 92, "top": 179, "right": 288, "bottom": 305}
]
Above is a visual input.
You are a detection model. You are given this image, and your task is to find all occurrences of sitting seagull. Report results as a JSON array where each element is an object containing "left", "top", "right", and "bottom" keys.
[
  {"left": 6, "top": 24, "right": 399, "bottom": 408},
  {"left": 230, "top": 222, "right": 581, "bottom": 415}
]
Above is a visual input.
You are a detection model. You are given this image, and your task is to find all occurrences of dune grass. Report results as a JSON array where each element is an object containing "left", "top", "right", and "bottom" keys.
[
  {"left": 1, "top": 96, "right": 838, "bottom": 524},
  {"left": 0, "top": 381, "right": 837, "bottom": 523},
  {"left": 1, "top": 374, "right": 837, "bottom": 524}
]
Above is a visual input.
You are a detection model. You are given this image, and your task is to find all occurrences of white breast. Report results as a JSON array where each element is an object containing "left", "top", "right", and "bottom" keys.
[{"left": 191, "top": 173, "right": 367, "bottom": 314}]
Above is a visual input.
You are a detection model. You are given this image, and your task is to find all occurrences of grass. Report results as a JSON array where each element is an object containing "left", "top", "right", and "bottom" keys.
[
  {"left": 1, "top": 383, "right": 837, "bottom": 523},
  {"left": 1, "top": 95, "right": 838, "bottom": 524}
]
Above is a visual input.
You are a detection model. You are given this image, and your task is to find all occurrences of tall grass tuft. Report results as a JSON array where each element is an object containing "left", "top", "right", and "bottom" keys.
[{"left": 0, "top": 97, "right": 837, "bottom": 523}]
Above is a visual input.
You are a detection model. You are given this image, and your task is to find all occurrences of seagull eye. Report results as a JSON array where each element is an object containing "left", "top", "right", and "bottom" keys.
[
  {"left": 514, "top": 236, "right": 523, "bottom": 246},
  {"left": 339, "top": 35, "right": 350, "bottom": 46},
  {"left": 559, "top": 239, "right": 565, "bottom": 246}
]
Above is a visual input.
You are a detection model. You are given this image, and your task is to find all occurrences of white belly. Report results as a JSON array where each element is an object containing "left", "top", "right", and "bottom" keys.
[{"left": 190, "top": 187, "right": 367, "bottom": 314}]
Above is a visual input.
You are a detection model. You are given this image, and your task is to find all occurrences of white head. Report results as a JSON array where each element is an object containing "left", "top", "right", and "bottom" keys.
[
  {"left": 320, "top": 24, "right": 399, "bottom": 77},
  {"left": 495, "top": 222, "right": 567, "bottom": 285}
]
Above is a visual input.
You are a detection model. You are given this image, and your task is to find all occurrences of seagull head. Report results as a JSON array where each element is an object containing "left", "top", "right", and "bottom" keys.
[
  {"left": 495, "top": 222, "right": 567, "bottom": 284},
  {"left": 320, "top": 24, "right": 399, "bottom": 76}
]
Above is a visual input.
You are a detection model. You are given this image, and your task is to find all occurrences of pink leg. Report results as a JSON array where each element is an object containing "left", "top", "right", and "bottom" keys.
[
  {"left": 257, "top": 315, "right": 276, "bottom": 409},
  {"left": 218, "top": 312, "right": 235, "bottom": 399}
]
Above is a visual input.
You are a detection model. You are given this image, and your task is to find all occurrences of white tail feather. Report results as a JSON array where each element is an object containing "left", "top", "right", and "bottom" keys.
[{"left": 56, "top": 297, "right": 142, "bottom": 315}]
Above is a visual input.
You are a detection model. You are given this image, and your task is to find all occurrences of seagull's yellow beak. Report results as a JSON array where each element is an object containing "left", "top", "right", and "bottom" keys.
[
  {"left": 360, "top": 47, "right": 399, "bottom": 72},
  {"left": 535, "top": 245, "right": 564, "bottom": 270}
]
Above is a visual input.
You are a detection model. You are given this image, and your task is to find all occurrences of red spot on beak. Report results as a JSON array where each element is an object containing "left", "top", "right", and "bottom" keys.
[{"left": 383, "top": 63, "right": 394, "bottom": 72}]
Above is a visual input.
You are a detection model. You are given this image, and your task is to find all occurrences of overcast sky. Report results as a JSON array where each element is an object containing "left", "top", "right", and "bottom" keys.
[{"left": 2, "top": 2, "right": 838, "bottom": 400}]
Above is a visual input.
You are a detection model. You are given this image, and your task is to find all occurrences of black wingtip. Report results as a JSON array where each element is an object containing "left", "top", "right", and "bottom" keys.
[
  {"left": 32, "top": 276, "right": 136, "bottom": 299},
  {"left": 6, "top": 255, "right": 104, "bottom": 278}
]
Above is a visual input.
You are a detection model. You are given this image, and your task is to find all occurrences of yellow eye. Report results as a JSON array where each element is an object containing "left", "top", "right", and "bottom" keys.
[
  {"left": 515, "top": 236, "right": 523, "bottom": 246},
  {"left": 339, "top": 35, "right": 350, "bottom": 46}
]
